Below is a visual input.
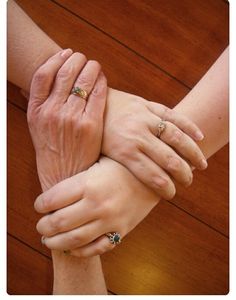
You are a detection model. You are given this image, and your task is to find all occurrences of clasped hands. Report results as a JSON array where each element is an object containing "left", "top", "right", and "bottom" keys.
[{"left": 27, "top": 49, "right": 207, "bottom": 257}]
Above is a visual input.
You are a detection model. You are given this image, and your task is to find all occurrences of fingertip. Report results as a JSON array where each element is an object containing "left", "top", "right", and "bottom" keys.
[
  {"left": 198, "top": 159, "right": 208, "bottom": 170},
  {"left": 194, "top": 131, "right": 205, "bottom": 141},
  {"left": 34, "top": 196, "right": 41, "bottom": 213},
  {"left": 60, "top": 48, "right": 73, "bottom": 58}
]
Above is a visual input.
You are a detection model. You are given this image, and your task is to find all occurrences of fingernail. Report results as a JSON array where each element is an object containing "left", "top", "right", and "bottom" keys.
[
  {"left": 200, "top": 159, "right": 208, "bottom": 170},
  {"left": 41, "top": 236, "right": 46, "bottom": 245},
  {"left": 154, "top": 177, "right": 167, "bottom": 188},
  {"left": 60, "top": 48, "right": 73, "bottom": 58},
  {"left": 194, "top": 131, "right": 204, "bottom": 141}
]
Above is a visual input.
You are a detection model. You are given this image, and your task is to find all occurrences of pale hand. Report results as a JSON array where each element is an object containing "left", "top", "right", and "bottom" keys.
[
  {"left": 102, "top": 88, "right": 208, "bottom": 199},
  {"left": 34, "top": 157, "right": 159, "bottom": 257}
]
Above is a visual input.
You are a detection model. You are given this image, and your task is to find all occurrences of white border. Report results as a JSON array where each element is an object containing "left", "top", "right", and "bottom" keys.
[
  {"left": 1, "top": 0, "right": 7, "bottom": 297},
  {"left": 1, "top": 0, "right": 233, "bottom": 298}
]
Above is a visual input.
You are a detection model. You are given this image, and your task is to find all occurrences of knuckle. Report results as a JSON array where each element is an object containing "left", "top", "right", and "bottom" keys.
[
  {"left": 57, "top": 66, "right": 73, "bottom": 80},
  {"left": 77, "top": 74, "right": 93, "bottom": 89},
  {"left": 167, "top": 156, "right": 181, "bottom": 171},
  {"left": 27, "top": 107, "right": 36, "bottom": 127},
  {"left": 100, "top": 201, "right": 112, "bottom": 217},
  {"left": 118, "top": 142, "right": 136, "bottom": 162},
  {"left": 96, "top": 199, "right": 116, "bottom": 219},
  {"left": 170, "top": 129, "right": 183, "bottom": 145},
  {"left": 69, "top": 231, "right": 83, "bottom": 246},
  {"left": 163, "top": 107, "right": 173, "bottom": 121},
  {"left": 81, "top": 118, "right": 95, "bottom": 133},
  {"left": 42, "top": 108, "right": 60, "bottom": 124},
  {"left": 152, "top": 176, "right": 169, "bottom": 189},
  {"left": 136, "top": 136, "right": 146, "bottom": 151},
  {"left": 48, "top": 214, "right": 62, "bottom": 232},
  {"left": 33, "top": 67, "right": 49, "bottom": 84},
  {"left": 40, "top": 108, "right": 52, "bottom": 121},
  {"left": 92, "top": 82, "right": 105, "bottom": 96}
]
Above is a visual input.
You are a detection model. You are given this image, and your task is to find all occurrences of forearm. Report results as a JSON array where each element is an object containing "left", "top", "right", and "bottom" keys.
[
  {"left": 173, "top": 47, "right": 229, "bottom": 159},
  {"left": 8, "top": 0, "right": 229, "bottom": 163},
  {"left": 52, "top": 251, "right": 107, "bottom": 295},
  {"left": 7, "top": 0, "right": 61, "bottom": 91},
  {"left": 8, "top": 1, "right": 107, "bottom": 295}
]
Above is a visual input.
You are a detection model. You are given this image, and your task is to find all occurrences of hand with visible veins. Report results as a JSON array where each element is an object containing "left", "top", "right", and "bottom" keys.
[{"left": 27, "top": 49, "right": 107, "bottom": 191}]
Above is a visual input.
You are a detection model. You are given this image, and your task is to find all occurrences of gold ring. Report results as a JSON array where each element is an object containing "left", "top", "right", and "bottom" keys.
[
  {"left": 71, "top": 86, "right": 88, "bottom": 100},
  {"left": 157, "top": 120, "right": 166, "bottom": 138}
]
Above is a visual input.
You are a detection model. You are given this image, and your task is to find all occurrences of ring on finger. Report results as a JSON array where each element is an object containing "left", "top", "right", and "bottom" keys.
[
  {"left": 157, "top": 119, "right": 167, "bottom": 138},
  {"left": 105, "top": 232, "right": 121, "bottom": 245},
  {"left": 71, "top": 86, "right": 88, "bottom": 100}
]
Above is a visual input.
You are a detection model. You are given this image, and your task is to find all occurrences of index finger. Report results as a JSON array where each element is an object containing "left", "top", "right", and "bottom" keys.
[
  {"left": 29, "top": 48, "right": 73, "bottom": 105},
  {"left": 34, "top": 172, "right": 85, "bottom": 214}
]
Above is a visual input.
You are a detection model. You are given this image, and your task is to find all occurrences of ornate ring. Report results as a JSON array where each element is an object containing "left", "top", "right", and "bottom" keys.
[
  {"left": 105, "top": 232, "right": 121, "bottom": 245},
  {"left": 71, "top": 86, "right": 88, "bottom": 100},
  {"left": 157, "top": 120, "right": 166, "bottom": 138}
]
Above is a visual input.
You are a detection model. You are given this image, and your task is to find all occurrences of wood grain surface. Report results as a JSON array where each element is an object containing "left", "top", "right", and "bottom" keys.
[{"left": 8, "top": 0, "right": 229, "bottom": 295}]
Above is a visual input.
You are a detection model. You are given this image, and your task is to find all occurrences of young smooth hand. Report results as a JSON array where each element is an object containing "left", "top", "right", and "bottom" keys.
[
  {"left": 102, "top": 88, "right": 208, "bottom": 199},
  {"left": 27, "top": 49, "right": 107, "bottom": 191},
  {"left": 34, "top": 157, "right": 159, "bottom": 257}
]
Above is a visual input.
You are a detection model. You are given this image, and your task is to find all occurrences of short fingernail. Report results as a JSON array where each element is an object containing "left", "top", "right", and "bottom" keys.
[
  {"left": 41, "top": 236, "right": 46, "bottom": 245},
  {"left": 194, "top": 131, "right": 204, "bottom": 141},
  {"left": 154, "top": 177, "right": 168, "bottom": 188},
  {"left": 60, "top": 48, "right": 73, "bottom": 58},
  {"left": 199, "top": 159, "right": 208, "bottom": 170}
]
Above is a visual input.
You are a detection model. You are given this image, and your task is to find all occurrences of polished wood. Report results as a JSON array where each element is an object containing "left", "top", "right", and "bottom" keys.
[
  {"left": 55, "top": 0, "right": 229, "bottom": 87},
  {"left": 7, "top": 234, "right": 53, "bottom": 295},
  {"left": 8, "top": 103, "right": 228, "bottom": 294},
  {"left": 8, "top": 0, "right": 229, "bottom": 295},
  {"left": 9, "top": 0, "right": 229, "bottom": 235}
]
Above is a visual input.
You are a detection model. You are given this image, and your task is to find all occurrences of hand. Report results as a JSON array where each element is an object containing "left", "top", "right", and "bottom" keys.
[
  {"left": 34, "top": 157, "right": 159, "bottom": 257},
  {"left": 102, "top": 88, "right": 207, "bottom": 199},
  {"left": 27, "top": 49, "right": 107, "bottom": 191}
]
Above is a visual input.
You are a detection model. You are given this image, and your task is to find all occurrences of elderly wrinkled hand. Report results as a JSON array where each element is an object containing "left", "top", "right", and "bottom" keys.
[{"left": 27, "top": 49, "right": 107, "bottom": 191}]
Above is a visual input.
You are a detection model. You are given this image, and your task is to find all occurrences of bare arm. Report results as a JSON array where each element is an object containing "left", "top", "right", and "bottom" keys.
[
  {"left": 7, "top": 0, "right": 61, "bottom": 91},
  {"left": 8, "top": 0, "right": 107, "bottom": 295},
  {"left": 8, "top": 0, "right": 228, "bottom": 162},
  {"left": 7, "top": 0, "right": 228, "bottom": 294},
  {"left": 174, "top": 47, "right": 229, "bottom": 159}
]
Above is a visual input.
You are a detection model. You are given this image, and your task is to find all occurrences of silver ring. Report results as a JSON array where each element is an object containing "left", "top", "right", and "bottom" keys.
[
  {"left": 105, "top": 232, "right": 121, "bottom": 245},
  {"left": 157, "top": 120, "right": 166, "bottom": 138}
]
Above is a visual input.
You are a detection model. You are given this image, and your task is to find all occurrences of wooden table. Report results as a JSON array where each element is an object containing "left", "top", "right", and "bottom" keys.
[{"left": 7, "top": 0, "right": 229, "bottom": 295}]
